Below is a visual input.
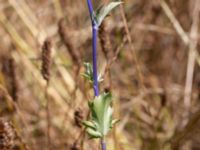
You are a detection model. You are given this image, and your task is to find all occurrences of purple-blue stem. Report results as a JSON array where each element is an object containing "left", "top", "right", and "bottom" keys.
[
  {"left": 86, "top": 0, "right": 99, "bottom": 96},
  {"left": 92, "top": 26, "right": 99, "bottom": 96},
  {"left": 101, "top": 140, "right": 106, "bottom": 150},
  {"left": 86, "top": 0, "right": 94, "bottom": 22},
  {"left": 87, "top": 0, "right": 105, "bottom": 150}
]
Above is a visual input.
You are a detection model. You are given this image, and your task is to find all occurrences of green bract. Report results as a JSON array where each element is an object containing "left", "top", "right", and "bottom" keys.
[
  {"left": 83, "top": 93, "right": 118, "bottom": 139},
  {"left": 81, "top": 62, "right": 93, "bottom": 83},
  {"left": 81, "top": 62, "right": 103, "bottom": 83},
  {"left": 93, "top": 1, "right": 122, "bottom": 26}
]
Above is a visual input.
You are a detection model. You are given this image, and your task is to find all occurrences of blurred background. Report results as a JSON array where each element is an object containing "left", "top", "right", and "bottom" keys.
[{"left": 0, "top": 0, "right": 200, "bottom": 150}]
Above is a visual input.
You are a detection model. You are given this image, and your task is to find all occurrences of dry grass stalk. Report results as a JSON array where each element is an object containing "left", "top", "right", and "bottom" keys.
[
  {"left": 58, "top": 18, "right": 83, "bottom": 107},
  {"left": 12, "top": 124, "right": 30, "bottom": 150},
  {"left": 0, "top": 85, "right": 15, "bottom": 113},
  {"left": 172, "top": 110, "right": 200, "bottom": 150},
  {"left": 41, "top": 38, "right": 52, "bottom": 149},
  {"left": 159, "top": 0, "right": 189, "bottom": 44},
  {"left": 159, "top": 0, "right": 200, "bottom": 112},
  {"left": 99, "top": 19, "right": 113, "bottom": 59},
  {"left": 104, "top": 35, "right": 128, "bottom": 77},
  {"left": 119, "top": 5, "right": 145, "bottom": 90},
  {"left": 159, "top": 0, "right": 200, "bottom": 65},
  {"left": 2, "top": 57, "right": 19, "bottom": 102},
  {"left": 1, "top": 0, "right": 199, "bottom": 149},
  {"left": 58, "top": 18, "right": 81, "bottom": 66},
  {"left": 8, "top": 58, "right": 18, "bottom": 102},
  {"left": 183, "top": 0, "right": 200, "bottom": 109},
  {"left": 52, "top": 0, "right": 63, "bottom": 18},
  {"left": 99, "top": 18, "right": 114, "bottom": 91}
]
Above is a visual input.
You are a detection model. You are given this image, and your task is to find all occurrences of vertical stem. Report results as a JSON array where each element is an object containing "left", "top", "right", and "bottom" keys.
[
  {"left": 87, "top": 0, "right": 99, "bottom": 96},
  {"left": 87, "top": 0, "right": 94, "bottom": 21},
  {"left": 92, "top": 26, "right": 99, "bottom": 96},
  {"left": 101, "top": 139, "right": 106, "bottom": 150},
  {"left": 87, "top": 1, "right": 106, "bottom": 150},
  {"left": 45, "top": 81, "right": 51, "bottom": 150}
]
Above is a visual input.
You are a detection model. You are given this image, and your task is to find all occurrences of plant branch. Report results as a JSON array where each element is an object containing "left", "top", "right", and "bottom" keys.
[
  {"left": 92, "top": 26, "right": 99, "bottom": 96},
  {"left": 45, "top": 80, "right": 51, "bottom": 150},
  {"left": 184, "top": 0, "right": 200, "bottom": 109},
  {"left": 86, "top": 1, "right": 104, "bottom": 150},
  {"left": 87, "top": 0, "right": 99, "bottom": 96},
  {"left": 87, "top": 0, "right": 94, "bottom": 24},
  {"left": 119, "top": 4, "right": 145, "bottom": 90},
  {"left": 101, "top": 139, "right": 106, "bottom": 150},
  {"left": 159, "top": 0, "right": 200, "bottom": 66}
]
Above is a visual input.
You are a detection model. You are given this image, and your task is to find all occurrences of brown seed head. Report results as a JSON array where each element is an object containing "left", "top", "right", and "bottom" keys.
[
  {"left": 41, "top": 38, "right": 52, "bottom": 82},
  {"left": 0, "top": 118, "right": 15, "bottom": 150},
  {"left": 2, "top": 57, "right": 18, "bottom": 102},
  {"left": 74, "top": 108, "right": 84, "bottom": 128},
  {"left": 8, "top": 58, "right": 18, "bottom": 101},
  {"left": 70, "top": 141, "right": 80, "bottom": 150}
]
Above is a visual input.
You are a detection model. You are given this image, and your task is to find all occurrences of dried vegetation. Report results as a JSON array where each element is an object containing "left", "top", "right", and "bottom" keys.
[{"left": 0, "top": 0, "right": 200, "bottom": 149}]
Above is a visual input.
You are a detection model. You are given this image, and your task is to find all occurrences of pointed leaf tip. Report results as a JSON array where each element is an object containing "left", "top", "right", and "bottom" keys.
[
  {"left": 86, "top": 128, "right": 102, "bottom": 138},
  {"left": 95, "top": 1, "right": 122, "bottom": 26}
]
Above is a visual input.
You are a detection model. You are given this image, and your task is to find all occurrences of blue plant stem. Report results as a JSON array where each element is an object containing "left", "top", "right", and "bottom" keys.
[
  {"left": 87, "top": 1, "right": 105, "bottom": 150},
  {"left": 101, "top": 139, "right": 106, "bottom": 150},
  {"left": 92, "top": 25, "right": 99, "bottom": 96},
  {"left": 86, "top": 0, "right": 93, "bottom": 21},
  {"left": 86, "top": 0, "right": 99, "bottom": 96}
]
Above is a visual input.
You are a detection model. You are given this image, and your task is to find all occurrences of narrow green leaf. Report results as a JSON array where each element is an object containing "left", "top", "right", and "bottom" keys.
[
  {"left": 81, "top": 62, "right": 104, "bottom": 83},
  {"left": 111, "top": 119, "right": 120, "bottom": 127},
  {"left": 81, "top": 62, "right": 93, "bottom": 82},
  {"left": 82, "top": 121, "right": 96, "bottom": 129},
  {"left": 86, "top": 128, "right": 102, "bottom": 138},
  {"left": 95, "top": 1, "right": 122, "bottom": 26}
]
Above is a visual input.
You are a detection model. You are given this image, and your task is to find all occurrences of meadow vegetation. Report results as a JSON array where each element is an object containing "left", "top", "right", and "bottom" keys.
[{"left": 0, "top": 0, "right": 200, "bottom": 150}]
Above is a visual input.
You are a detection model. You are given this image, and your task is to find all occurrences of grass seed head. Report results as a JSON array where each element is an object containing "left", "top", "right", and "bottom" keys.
[
  {"left": 8, "top": 58, "right": 18, "bottom": 101},
  {"left": 74, "top": 108, "right": 84, "bottom": 128},
  {"left": 70, "top": 141, "right": 80, "bottom": 150},
  {"left": 2, "top": 57, "right": 18, "bottom": 102},
  {"left": 41, "top": 38, "right": 52, "bottom": 83},
  {"left": 0, "top": 118, "right": 15, "bottom": 150}
]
